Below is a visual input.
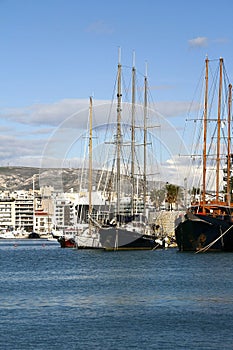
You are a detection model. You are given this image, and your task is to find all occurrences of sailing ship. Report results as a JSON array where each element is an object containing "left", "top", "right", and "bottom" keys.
[
  {"left": 98, "top": 51, "right": 160, "bottom": 250},
  {"left": 75, "top": 97, "right": 102, "bottom": 249},
  {"left": 175, "top": 57, "right": 233, "bottom": 252}
]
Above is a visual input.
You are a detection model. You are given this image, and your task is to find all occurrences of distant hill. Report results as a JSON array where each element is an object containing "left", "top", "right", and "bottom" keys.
[
  {"left": 0, "top": 166, "right": 161, "bottom": 193},
  {"left": 0, "top": 166, "right": 85, "bottom": 192},
  {"left": 0, "top": 166, "right": 119, "bottom": 193}
]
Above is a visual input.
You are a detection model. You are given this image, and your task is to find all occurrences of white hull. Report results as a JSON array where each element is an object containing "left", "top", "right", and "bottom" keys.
[
  {"left": 0, "top": 232, "right": 15, "bottom": 239},
  {"left": 75, "top": 229, "right": 102, "bottom": 249}
]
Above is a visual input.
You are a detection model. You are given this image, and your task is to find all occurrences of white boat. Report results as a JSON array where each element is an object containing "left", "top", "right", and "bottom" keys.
[
  {"left": 51, "top": 229, "right": 64, "bottom": 239},
  {"left": 47, "top": 237, "right": 58, "bottom": 242},
  {"left": 75, "top": 97, "right": 102, "bottom": 249},
  {"left": 76, "top": 227, "right": 102, "bottom": 249},
  {"left": 0, "top": 231, "right": 15, "bottom": 239}
]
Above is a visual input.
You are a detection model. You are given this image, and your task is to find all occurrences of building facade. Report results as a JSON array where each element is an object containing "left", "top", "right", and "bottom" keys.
[{"left": 0, "top": 198, "right": 15, "bottom": 230}]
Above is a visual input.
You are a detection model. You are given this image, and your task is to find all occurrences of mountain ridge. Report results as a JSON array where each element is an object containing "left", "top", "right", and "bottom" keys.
[{"left": 0, "top": 166, "right": 161, "bottom": 193}]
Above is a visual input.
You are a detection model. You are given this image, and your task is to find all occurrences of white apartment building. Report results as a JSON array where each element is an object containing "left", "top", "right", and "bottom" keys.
[
  {"left": 0, "top": 198, "right": 15, "bottom": 230},
  {"left": 0, "top": 188, "right": 107, "bottom": 233},
  {"left": 34, "top": 210, "right": 53, "bottom": 234},
  {"left": 14, "top": 197, "right": 34, "bottom": 232},
  {"left": 53, "top": 196, "right": 75, "bottom": 228}
]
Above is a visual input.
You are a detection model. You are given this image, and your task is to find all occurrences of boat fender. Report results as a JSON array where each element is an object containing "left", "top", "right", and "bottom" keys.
[{"left": 110, "top": 218, "right": 117, "bottom": 226}]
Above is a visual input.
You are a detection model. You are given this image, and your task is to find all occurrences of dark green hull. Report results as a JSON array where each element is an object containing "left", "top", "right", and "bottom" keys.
[{"left": 175, "top": 213, "right": 233, "bottom": 252}]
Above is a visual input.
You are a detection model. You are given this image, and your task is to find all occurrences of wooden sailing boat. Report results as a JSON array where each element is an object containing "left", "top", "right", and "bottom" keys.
[
  {"left": 175, "top": 57, "right": 233, "bottom": 252},
  {"left": 98, "top": 51, "right": 160, "bottom": 250}
]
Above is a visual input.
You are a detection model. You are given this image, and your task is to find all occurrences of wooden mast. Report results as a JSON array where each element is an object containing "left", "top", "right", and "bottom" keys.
[
  {"left": 227, "top": 83, "right": 232, "bottom": 206},
  {"left": 202, "top": 57, "right": 208, "bottom": 213},
  {"left": 88, "top": 96, "right": 93, "bottom": 235},
  {"left": 116, "top": 48, "right": 122, "bottom": 222},
  {"left": 143, "top": 63, "right": 148, "bottom": 217},
  {"left": 216, "top": 58, "right": 223, "bottom": 202},
  {"left": 131, "top": 52, "right": 136, "bottom": 217}
]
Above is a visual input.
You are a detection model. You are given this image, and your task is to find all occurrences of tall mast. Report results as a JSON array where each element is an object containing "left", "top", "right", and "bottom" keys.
[
  {"left": 88, "top": 96, "right": 93, "bottom": 235},
  {"left": 131, "top": 51, "right": 136, "bottom": 216},
  {"left": 32, "top": 174, "right": 36, "bottom": 232},
  {"left": 202, "top": 56, "right": 208, "bottom": 213},
  {"left": 227, "top": 83, "right": 232, "bottom": 205},
  {"left": 116, "top": 48, "right": 122, "bottom": 221},
  {"left": 216, "top": 57, "right": 223, "bottom": 201},
  {"left": 143, "top": 62, "right": 148, "bottom": 217}
]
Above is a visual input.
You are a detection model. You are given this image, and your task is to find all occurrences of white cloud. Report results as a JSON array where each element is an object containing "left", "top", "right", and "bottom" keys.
[
  {"left": 30, "top": 127, "right": 55, "bottom": 135},
  {"left": 153, "top": 101, "right": 200, "bottom": 118},
  {"left": 1, "top": 99, "right": 195, "bottom": 128},
  {"left": 0, "top": 135, "right": 46, "bottom": 166},
  {"left": 188, "top": 36, "right": 208, "bottom": 47},
  {"left": 0, "top": 98, "right": 194, "bottom": 185},
  {"left": 188, "top": 36, "right": 229, "bottom": 48},
  {"left": 1, "top": 99, "right": 92, "bottom": 126}
]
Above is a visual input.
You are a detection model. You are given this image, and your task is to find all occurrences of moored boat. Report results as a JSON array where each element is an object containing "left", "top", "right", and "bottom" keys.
[
  {"left": 176, "top": 207, "right": 233, "bottom": 252},
  {"left": 75, "top": 227, "right": 102, "bottom": 249},
  {"left": 99, "top": 227, "right": 159, "bottom": 250},
  {"left": 28, "top": 231, "right": 40, "bottom": 239},
  {"left": 74, "top": 97, "right": 102, "bottom": 249},
  {"left": 175, "top": 57, "right": 233, "bottom": 252},
  {"left": 58, "top": 235, "right": 76, "bottom": 248},
  {"left": 57, "top": 227, "right": 78, "bottom": 248},
  {"left": 0, "top": 230, "right": 15, "bottom": 239},
  {"left": 97, "top": 51, "right": 162, "bottom": 250}
]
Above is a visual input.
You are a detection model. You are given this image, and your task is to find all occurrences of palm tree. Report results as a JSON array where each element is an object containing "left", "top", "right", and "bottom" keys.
[
  {"left": 190, "top": 187, "right": 200, "bottom": 203},
  {"left": 165, "top": 183, "right": 180, "bottom": 210},
  {"left": 150, "top": 188, "right": 166, "bottom": 209}
]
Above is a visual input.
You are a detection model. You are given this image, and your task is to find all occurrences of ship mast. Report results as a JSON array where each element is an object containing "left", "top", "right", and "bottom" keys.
[
  {"left": 227, "top": 83, "right": 232, "bottom": 206},
  {"left": 202, "top": 56, "right": 208, "bottom": 213},
  {"left": 216, "top": 58, "right": 223, "bottom": 201},
  {"left": 143, "top": 63, "right": 148, "bottom": 217},
  {"left": 131, "top": 52, "right": 136, "bottom": 216},
  {"left": 88, "top": 96, "right": 93, "bottom": 235},
  {"left": 116, "top": 48, "right": 122, "bottom": 222}
]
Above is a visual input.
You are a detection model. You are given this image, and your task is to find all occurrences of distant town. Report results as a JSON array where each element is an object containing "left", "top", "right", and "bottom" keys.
[{"left": 0, "top": 166, "right": 186, "bottom": 236}]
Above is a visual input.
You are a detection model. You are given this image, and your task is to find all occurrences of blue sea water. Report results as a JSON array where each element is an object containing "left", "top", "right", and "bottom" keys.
[{"left": 0, "top": 240, "right": 233, "bottom": 350}]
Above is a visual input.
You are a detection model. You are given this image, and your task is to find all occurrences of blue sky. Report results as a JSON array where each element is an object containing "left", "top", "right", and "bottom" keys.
[{"left": 0, "top": 0, "right": 233, "bottom": 184}]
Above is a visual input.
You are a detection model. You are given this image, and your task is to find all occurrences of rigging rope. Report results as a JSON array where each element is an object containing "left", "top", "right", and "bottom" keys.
[{"left": 195, "top": 224, "right": 233, "bottom": 253}]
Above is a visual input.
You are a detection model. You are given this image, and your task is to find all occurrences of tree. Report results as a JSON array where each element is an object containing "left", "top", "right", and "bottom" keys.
[
  {"left": 150, "top": 188, "right": 166, "bottom": 208},
  {"left": 165, "top": 183, "right": 180, "bottom": 210},
  {"left": 190, "top": 187, "right": 200, "bottom": 202}
]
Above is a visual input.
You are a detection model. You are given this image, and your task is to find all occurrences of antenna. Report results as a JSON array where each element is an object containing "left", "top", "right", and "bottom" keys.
[
  {"left": 145, "top": 61, "right": 148, "bottom": 78},
  {"left": 132, "top": 50, "right": 136, "bottom": 68},
  {"left": 118, "top": 46, "right": 121, "bottom": 65}
]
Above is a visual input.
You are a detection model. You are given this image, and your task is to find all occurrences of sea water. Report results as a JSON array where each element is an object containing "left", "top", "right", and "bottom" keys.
[{"left": 0, "top": 239, "right": 233, "bottom": 350}]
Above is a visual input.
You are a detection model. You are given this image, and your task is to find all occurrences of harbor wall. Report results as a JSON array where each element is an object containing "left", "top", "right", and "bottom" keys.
[{"left": 150, "top": 210, "right": 185, "bottom": 237}]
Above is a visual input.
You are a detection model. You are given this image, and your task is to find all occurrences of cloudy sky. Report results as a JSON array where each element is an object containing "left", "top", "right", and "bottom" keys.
[{"left": 0, "top": 0, "right": 232, "bottom": 185}]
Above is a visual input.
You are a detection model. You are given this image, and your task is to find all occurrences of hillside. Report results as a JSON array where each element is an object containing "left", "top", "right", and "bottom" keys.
[
  {"left": 0, "top": 166, "right": 161, "bottom": 193},
  {"left": 0, "top": 167, "right": 85, "bottom": 192}
]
